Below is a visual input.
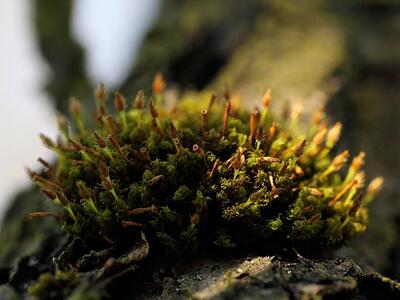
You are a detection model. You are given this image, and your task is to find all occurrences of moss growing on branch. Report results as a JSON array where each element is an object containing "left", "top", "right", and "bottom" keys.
[{"left": 27, "top": 76, "right": 382, "bottom": 296}]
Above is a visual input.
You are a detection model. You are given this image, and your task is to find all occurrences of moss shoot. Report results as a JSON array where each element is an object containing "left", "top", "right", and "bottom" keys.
[{"left": 28, "top": 75, "right": 382, "bottom": 281}]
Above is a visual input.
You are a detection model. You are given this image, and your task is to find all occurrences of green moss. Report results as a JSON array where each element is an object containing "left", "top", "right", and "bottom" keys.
[
  {"left": 27, "top": 81, "right": 382, "bottom": 297},
  {"left": 28, "top": 272, "right": 80, "bottom": 300},
  {"left": 28, "top": 271, "right": 101, "bottom": 300}
]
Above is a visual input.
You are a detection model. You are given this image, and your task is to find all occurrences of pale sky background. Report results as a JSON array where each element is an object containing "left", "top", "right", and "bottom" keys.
[
  {"left": 0, "top": 0, "right": 160, "bottom": 220},
  {"left": 72, "top": 0, "right": 160, "bottom": 87}
]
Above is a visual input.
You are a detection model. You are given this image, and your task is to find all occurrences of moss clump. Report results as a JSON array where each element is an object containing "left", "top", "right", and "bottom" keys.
[
  {"left": 28, "top": 271, "right": 79, "bottom": 299},
  {"left": 28, "top": 270, "right": 101, "bottom": 300},
  {"left": 28, "top": 76, "right": 382, "bottom": 269}
]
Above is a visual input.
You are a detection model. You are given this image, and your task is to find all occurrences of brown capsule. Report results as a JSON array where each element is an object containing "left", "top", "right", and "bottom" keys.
[
  {"left": 201, "top": 109, "right": 208, "bottom": 139},
  {"left": 25, "top": 167, "right": 38, "bottom": 180},
  {"left": 108, "top": 135, "right": 124, "bottom": 156},
  {"left": 209, "top": 159, "right": 220, "bottom": 178},
  {"left": 239, "top": 147, "right": 246, "bottom": 164},
  {"left": 34, "top": 178, "right": 59, "bottom": 192},
  {"left": 28, "top": 211, "right": 62, "bottom": 220},
  {"left": 291, "top": 102, "right": 303, "bottom": 122},
  {"left": 42, "top": 189, "right": 56, "bottom": 200},
  {"left": 262, "top": 88, "right": 272, "bottom": 108},
  {"left": 121, "top": 220, "right": 145, "bottom": 228},
  {"left": 68, "top": 138, "right": 82, "bottom": 151},
  {"left": 173, "top": 137, "right": 184, "bottom": 156},
  {"left": 71, "top": 160, "right": 84, "bottom": 166},
  {"left": 294, "top": 165, "right": 305, "bottom": 177},
  {"left": 97, "top": 103, "right": 106, "bottom": 118},
  {"left": 294, "top": 139, "right": 307, "bottom": 158},
  {"left": 268, "top": 172, "right": 276, "bottom": 190},
  {"left": 99, "top": 163, "right": 110, "bottom": 178},
  {"left": 270, "top": 187, "right": 280, "bottom": 199},
  {"left": 106, "top": 115, "right": 117, "bottom": 135},
  {"left": 37, "top": 157, "right": 52, "bottom": 170},
  {"left": 56, "top": 191, "right": 69, "bottom": 206},
  {"left": 258, "top": 156, "right": 282, "bottom": 164},
  {"left": 148, "top": 174, "right": 164, "bottom": 187},
  {"left": 152, "top": 73, "right": 165, "bottom": 95},
  {"left": 102, "top": 177, "right": 113, "bottom": 191},
  {"left": 135, "top": 90, "right": 145, "bottom": 109},
  {"left": 37, "top": 158, "right": 56, "bottom": 181},
  {"left": 140, "top": 147, "right": 151, "bottom": 162},
  {"left": 39, "top": 133, "right": 55, "bottom": 149},
  {"left": 114, "top": 92, "right": 126, "bottom": 112},
  {"left": 150, "top": 118, "right": 162, "bottom": 135},
  {"left": 312, "top": 107, "right": 325, "bottom": 126},
  {"left": 309, "top": 188, "right": 323, "bottom": 197},
  {"left": 353, "top": 171, "right": 365, "bottom": 188},
  {"left": 82, "top": 146, "right": 96, "bottom": 155},
  {"left": 354, "top": 171, "right": 366, "bottom": 188},
  {"left": 307, "top": 213, "right": 321, "bottom": 224},
  {"left": 280, "top": 161, "right": 289, "bottom": 174},
  {"left": 88, "top": 147, "right": 104, "bottom": 161},
  {"left": 94, "top": 131, "right": 107, "bottom": 148},
  {"left": 150, "top": 205, "right": 159, "bottom": 214},
  {"left": 225, "top": 147, "right": 246, "bottom": 170},
  {"left": 326, "top": 122, "right": 342, "bottom": 147},
  {"left": 264, "top": 122, "right": 278, "bottom": 153},
  {"left": 191, "top": 213, "right": 200, "bottom": 225},
  {"left": 221, "top": 101, "right": 231, "bottom": 136},
  {"left": 95, "top": 84, "right": 107, "bottom": 117},
  {"left": 77, "top": 181, "right": 91, "bottom": 199},
  {"left": 192, "top": 144, "right": 205, "bottom": 156},
  {"left": 249, "top": 110, "right": 258, "bottom": 145},
  {"left": 367, "top": 177, "right": 384, "bottom": 195},
  {"left": 269, "top": 122, "right": 278, "bottom": 140},
  {"left": 350, "top": 152, "right": 366, "bottom": 172},
  {"left": 313, "top": 127, "right": 327, "bottom": 145},
  {"left": 69, "top": 97, "right": 81, "bottom": 115},
  {"left": 148, "top": 98, "right": 158, "bottom": 118},
  {"left": 331, "top": 150, "right": 350, "bottom": 172},
  {"left": 328, "top": 179, "right": 358, "bottom": 207},
  {"left": 303, "top": 205, "right": 314, "bottom": 213},
  {"left": 256, "top": 126, "right": 264, "bottom": 142},
  {"left": 95, "top": 82, "right": 106, "bottom": 103},
  {"left": 291, "top": 187, "right": 301, "bottom": 193},
  {"left": 40, "top": 176, "right": 60, "bottom": 191},
  {"left": 230, "top": 154, "right": 242, "bottom": 170},
  {"left": 169, "top": 121, "right": 179, "bottom": 139},
  {"left": 128, "top": 205, "right": 158, "bottom": 216},
  {"left": 26, "top": 169, "right": 49, "bottom": 187},
  {"left": 348, "top": 191, "right": 364, "bottom": 217}
]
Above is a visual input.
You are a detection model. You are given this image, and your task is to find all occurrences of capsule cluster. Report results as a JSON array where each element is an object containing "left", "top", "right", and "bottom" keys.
[{"left": 28, "top": 75, "right": 383, "bottom": 258}]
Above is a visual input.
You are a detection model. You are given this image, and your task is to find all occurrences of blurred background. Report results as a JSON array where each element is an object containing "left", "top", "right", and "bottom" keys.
[
  {"left": 0, "top": 0, "right": 399, "bottom": 279},
  {"left": 0, "top": 0, "right": 160, "bottom": 217}
]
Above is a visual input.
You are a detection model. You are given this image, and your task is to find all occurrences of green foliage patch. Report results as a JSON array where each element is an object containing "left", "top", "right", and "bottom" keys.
[{"left": 28, "top": 76, "right": 382, "bottom": 267}]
